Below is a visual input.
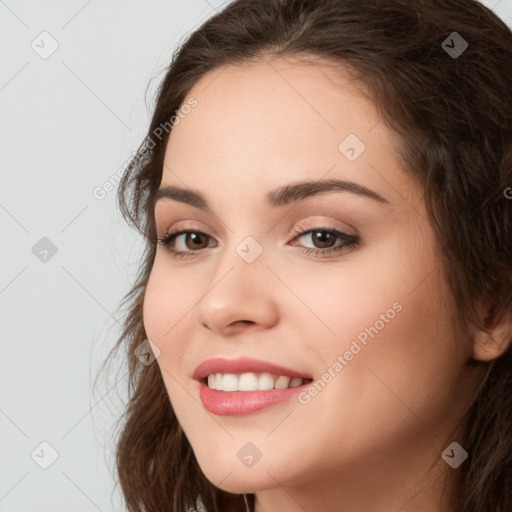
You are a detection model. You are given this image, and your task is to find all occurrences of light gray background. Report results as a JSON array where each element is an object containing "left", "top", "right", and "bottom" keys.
[{"left": 1, "top": 1, "right": 511, "bottom": 511}]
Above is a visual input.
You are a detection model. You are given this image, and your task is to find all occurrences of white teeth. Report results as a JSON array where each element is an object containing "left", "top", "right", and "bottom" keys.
[
  {"left": 221, "top": 373, "right": 238, "bottom": 392},
  {"left": 258, "top": 373, "right": 274, "bottom": 390},
  {"left": 274, "top": 376, "right": 291, "bottom": 389},
  {"left": 289, "top": 377, "right": 303, "bottom": 388},
  {"left": 238, "top": 372, "right": 259, "bottom": 391},
  {"left": 205, "top": 372, "right": 306, "bottom": 391}
]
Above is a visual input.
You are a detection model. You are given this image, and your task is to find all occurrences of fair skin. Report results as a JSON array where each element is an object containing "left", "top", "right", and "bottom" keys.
[{"left": 143, "top": 55, "right": 504, "bottom": 512}]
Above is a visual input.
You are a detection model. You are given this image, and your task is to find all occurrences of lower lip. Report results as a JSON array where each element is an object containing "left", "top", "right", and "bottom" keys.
[{"left": 196, "top": 379, "right": 311, "bottom": 416}]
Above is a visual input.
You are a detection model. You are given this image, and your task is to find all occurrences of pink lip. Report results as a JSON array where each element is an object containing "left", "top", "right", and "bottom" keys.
[
  {"left": 193, "top": 356, "right": 312, "bottom": 381},
  {"left": 195, "top": 380, "right": 312, "bottom": 416},
  {"left": 193, "top": 357, "right": 313, "bottom": 416}
]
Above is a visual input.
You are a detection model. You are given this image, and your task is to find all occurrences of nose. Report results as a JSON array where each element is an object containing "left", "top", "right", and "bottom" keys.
[{"left": 194, "top": 244, "right": 279, "bottom": 335}]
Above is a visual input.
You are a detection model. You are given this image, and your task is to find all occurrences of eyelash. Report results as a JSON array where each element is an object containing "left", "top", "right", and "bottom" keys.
[{"left": 155, "top": 223, "right": 360, "bottom": 260}]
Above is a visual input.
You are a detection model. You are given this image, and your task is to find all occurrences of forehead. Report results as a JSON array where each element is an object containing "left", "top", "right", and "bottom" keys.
[
  {"left": 160, "top": 55, "right": 414, "bottom": 216},
  {"left": 180, "top": 55, "right": 381, "bottom": 139}
]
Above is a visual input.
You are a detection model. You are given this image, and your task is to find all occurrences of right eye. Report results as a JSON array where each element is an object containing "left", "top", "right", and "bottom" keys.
[{"left": 157, "top": 229, "right": 217, "bottom": 259}]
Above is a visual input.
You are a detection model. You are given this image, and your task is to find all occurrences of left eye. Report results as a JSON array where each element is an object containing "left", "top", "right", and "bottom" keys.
[
  {"left": 156, "top": 227, "right": 360, "bottom": 259},
  {"left": 289, "top": 227, "right": 360, "bottom": 257},
  {"left": 293, "top": 228, "right": 346, "bottom": 250},
  {"left": 161, "top": 231, "right": 214, "bottom": 252}
]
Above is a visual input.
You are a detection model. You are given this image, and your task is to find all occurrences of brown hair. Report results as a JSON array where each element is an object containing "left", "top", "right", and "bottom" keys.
[{"left": 98, "top": 0, "right": 512, "bottom": 510}]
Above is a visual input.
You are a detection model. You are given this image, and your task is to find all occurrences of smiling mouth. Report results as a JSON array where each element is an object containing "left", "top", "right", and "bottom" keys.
[{"left": 202, "top": 372, "right": 314, "bottom": 392}]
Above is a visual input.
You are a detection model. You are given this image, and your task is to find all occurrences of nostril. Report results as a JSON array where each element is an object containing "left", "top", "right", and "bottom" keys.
[{"left": 234, "top": 320, "right": 255, "bottom": 327}]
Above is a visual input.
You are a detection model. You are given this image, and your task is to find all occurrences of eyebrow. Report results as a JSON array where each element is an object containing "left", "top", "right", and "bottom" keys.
[{"left": 151, "top": 178, "right": 389, "bottom": 212}]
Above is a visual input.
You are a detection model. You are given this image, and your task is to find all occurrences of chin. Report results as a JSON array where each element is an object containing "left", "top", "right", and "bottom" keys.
[{"left": 197, "top": 458, "right": 280, "bottom": 494}]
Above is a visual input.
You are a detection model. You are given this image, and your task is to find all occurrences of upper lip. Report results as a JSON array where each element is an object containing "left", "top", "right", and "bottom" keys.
[{"left": 193, "top": 357, "right": 313, "bottom": 381}]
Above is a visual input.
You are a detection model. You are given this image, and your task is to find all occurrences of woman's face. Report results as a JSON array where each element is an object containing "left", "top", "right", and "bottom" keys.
[{"left": 143, "top": 56, "right": 481, "bottom": 509}]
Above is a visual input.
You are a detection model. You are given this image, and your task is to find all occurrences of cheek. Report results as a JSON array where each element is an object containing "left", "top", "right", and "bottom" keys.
[
  {"left": 364, "top": 267, "right": 460, "bottom": 403},
  {"left": 142, "top": 268, "right": 194, "bottom": 420},
  {"left": 312, "top": 268, "right": 459, "bottom": 433},
  {"left": 142, "top": 268, "right": 169, "bottom": 343},
  {"left": 142, "top": 264, "right": 190, "bottom": 366},
  {"left": 289, "top": 235, "right": 460, "bottom": 408}
]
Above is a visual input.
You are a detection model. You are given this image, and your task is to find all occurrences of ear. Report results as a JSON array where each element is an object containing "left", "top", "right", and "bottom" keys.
[{"left": 472, "top": 304, "right": 512, "bottom": 362}]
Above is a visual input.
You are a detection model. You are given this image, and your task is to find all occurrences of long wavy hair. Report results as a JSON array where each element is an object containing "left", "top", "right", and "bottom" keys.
[{"left": 97, "top": 0, "right": 512, "bottom": 510}]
